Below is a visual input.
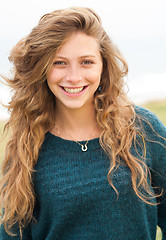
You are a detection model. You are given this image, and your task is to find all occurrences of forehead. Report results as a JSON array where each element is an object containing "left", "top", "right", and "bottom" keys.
[{"left": 55, "top": 32, "right": 101, "bottom": 57}]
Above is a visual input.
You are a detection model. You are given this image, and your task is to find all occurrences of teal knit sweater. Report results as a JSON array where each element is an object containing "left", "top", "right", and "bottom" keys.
[{"left": 1, "top": 107, "right": 166, "bottom": 239}]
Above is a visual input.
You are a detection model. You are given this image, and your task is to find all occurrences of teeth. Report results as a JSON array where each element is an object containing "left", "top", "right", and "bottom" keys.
[{"left": 63, "top": 87, "right": 84, "bottom": 93}]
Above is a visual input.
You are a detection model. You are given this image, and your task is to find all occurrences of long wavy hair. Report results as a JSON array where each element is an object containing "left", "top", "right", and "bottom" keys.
[{"left": 0, "top": 7, "right": 160, "bottom": 237}]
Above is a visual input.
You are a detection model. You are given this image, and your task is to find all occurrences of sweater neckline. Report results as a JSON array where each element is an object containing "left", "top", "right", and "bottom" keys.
[{"left": 45, "top": 131, "right": 101, "bottom": 152}]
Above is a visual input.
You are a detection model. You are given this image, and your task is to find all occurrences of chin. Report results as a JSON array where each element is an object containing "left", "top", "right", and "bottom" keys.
[{"left": 64, "top": 104, "right": 86, "bottom": 110}]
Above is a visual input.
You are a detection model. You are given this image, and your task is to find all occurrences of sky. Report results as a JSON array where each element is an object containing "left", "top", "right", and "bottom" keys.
[{"left": 0, "top": 0, "right": 166, "bottom": 119}]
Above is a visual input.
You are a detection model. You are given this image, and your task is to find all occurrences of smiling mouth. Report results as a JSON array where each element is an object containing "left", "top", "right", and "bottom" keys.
[{"left": 61, "top": 86, "right": 87, "bottom": 94}]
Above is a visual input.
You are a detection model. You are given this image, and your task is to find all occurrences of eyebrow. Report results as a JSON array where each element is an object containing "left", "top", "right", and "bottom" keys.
[{"left": 55, "top": 55, "right": 97, "bottom": 59}]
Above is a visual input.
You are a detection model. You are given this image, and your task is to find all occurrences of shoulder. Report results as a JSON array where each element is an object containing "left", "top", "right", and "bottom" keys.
[
  {"left": 134, "top": 106, "right": 166, "bottom": 175},
  {"left": 134, "top": 105, "right": 166, "bottom": 139}
]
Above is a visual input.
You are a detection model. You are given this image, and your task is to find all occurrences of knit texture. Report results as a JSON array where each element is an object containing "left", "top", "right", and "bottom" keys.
[{"left": 1, "top": 106, "right": 166, "bottom": 239}]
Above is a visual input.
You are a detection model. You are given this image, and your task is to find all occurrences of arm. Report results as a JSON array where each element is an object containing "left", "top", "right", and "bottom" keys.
[
  {"left": 147, "top": 112, "right": 166, "bottom": 239},
  {"left": 153, "top": 134, "right": 166, "bottom": 240},
  {"left": 136, "top": 106, "right": 166, "bottom": 239}
]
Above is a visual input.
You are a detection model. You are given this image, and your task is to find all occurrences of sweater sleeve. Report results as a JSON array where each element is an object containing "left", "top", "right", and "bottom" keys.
[
  {"left": 141, "top": 108, "right": 166, "bottom": 240},
  {"left": 152, "top": 120, "right": 166, "bottom": 240},
  {"left": 135, "top": 106, "right": 166, "bottom": 239}
]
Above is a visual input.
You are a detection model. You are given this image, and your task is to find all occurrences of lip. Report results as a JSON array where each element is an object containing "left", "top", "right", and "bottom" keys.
[{"left": 59, "top": 85, "right": 88, "bottom": 97}]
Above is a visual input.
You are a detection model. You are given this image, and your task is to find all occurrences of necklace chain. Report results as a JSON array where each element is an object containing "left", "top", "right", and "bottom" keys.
[
  {"left": 75, "top": 140, "right": 88, "bottom": 151},
  {"left": 54, "top": 125, "right": 97, "bottom": 152}
]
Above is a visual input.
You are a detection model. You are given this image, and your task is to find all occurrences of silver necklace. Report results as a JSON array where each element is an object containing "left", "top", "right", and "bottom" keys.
[{"left": 54, "top": 125, "right": 97, "bottom": 152}]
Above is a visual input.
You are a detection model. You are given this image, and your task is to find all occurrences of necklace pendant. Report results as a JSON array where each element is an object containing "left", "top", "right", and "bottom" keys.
[{"left": 81, "top": 145, "right": 88, "bottom": 151}]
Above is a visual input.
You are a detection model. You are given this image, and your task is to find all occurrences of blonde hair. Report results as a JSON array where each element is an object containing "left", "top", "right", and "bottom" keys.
[{"left": 0, "top": 7, "right": 160, "bottom": 236}]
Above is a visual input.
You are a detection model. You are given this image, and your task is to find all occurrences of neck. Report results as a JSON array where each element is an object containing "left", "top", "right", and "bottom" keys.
[{"left": 51, "top": 103, "right": 101, "bottom": 141}]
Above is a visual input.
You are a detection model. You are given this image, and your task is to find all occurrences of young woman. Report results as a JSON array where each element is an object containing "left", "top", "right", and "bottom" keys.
[{"left": 0, "top": 7, "right": 165, "bottom": 240}]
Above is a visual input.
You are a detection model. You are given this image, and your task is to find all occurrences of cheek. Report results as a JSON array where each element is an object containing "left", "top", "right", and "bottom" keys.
[
  {"left": 92, "top": 71, "right": 102, "bottom": 85},
  {"left": 47, "top": 70, "right": 60, "bottom": 85},
  {"left": 86, "top": 68, "right": 102, "bottom": 82},
  {"left": 47, "top": 70, "right": 54, "bottom": 84},
  {"left": 46, "top": 71, "right": 58, "bottom": 94}
]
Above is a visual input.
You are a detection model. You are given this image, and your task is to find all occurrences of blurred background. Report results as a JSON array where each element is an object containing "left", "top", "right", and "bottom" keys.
[
  {"left": 0, "top": 0, "right": 166, "bottom": 120},
  {"left": 0, "top": 1, "right": 165, "bottom": 238}
]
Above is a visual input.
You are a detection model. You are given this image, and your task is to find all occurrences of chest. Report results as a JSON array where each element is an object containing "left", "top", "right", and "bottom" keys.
[{"left": 34, "top": 148, "right": 135, "bottom": 207}]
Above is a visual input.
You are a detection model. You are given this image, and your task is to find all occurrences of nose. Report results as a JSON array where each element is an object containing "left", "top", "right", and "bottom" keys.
[{"left": 65, "top": 64, "right": 83, "bottom": 84}]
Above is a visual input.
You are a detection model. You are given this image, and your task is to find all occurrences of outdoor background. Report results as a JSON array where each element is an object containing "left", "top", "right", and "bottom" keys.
[
  {"left": 0, "top": 0, "right": 166, "bottom": 119},
  {"left": 0, "top": 0, "right": 165, "bottom": 239}
]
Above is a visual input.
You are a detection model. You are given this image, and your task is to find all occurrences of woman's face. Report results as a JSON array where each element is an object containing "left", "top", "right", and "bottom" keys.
[{"left": 47, "top": 31, "right": 103, "bottom": 111}]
